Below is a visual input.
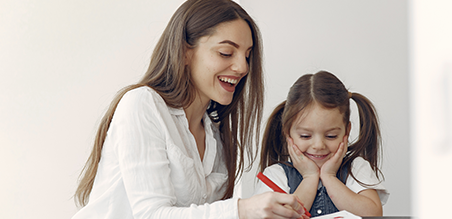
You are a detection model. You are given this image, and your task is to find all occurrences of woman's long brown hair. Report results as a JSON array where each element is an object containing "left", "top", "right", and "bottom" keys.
[
  {"left": 260, "top": 71, "right": 383, "bottom": 186},
  {"left": 75, "top": 0, "right": 263, "bottom": 207}
]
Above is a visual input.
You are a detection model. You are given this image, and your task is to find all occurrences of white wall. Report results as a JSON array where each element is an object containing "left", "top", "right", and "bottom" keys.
[
  {"left": 1, "top": 0, "right": 411, "bottom": 218},
  {"left": 239, "top": 0, "right": 411, "bottom": 216},
  {"left": 410, "top": 0, "right": 452, "bottom": 218},
  {"left": 0, "top": 0, "right": 184, "bottom": 218}
]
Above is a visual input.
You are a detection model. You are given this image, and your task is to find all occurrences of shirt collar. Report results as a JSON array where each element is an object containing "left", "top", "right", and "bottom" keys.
[{"left": 168, "top": 106, "right": 218, "bottom": 176}]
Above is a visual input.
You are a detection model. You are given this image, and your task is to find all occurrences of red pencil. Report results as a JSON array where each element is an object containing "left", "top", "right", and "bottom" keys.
[{"left": 257, "top": 172, "right": 311, "bottom": 217}]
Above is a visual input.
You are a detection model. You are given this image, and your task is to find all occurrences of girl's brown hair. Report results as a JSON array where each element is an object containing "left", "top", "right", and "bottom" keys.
[
  {"left": 75, "top": 0, "right": 263, "bottom": 207},
  {"left": 260, "top": 71, "right": 382, "bottom": 185}
]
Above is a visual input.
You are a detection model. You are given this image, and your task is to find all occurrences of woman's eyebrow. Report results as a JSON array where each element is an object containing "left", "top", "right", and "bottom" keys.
[
  {"left": 219, "top": 40, "right": 239, "bottom": 48},
  {"left": 219, "top": 40, "right": 252, "bottom": 50}
]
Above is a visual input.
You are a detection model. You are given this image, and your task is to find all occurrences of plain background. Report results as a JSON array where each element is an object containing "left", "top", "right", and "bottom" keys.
[{"left": 1, "top": 0, "right": 450, "bottom": 218}]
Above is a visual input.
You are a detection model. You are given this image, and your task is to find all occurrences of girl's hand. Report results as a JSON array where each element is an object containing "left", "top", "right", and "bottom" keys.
[
  {"left": 320, "top": 136, "right": 348, "bottom": 178},
  {"left": 287, "top": 137, "right": 319, "bottom": 179},
  {"left": 238, "top": 192, "right": 307, "bottom": 219}
]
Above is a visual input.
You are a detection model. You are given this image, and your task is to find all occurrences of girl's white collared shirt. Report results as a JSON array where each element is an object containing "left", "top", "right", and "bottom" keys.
[{"left": 72, "top": 86, "right": 238, "bottom": 219}]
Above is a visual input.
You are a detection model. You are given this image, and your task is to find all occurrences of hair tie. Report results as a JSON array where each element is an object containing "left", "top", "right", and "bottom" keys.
[{"left": 348, "top": 91, "right": 352, "bottom": 98}]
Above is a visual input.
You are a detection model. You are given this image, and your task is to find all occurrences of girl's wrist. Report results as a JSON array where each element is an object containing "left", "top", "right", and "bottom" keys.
[
  {"left": 319, "top": 172, "right": 337, "bottom": 182},
  {"left": 301, "top": 172, "right": 320, "bottom": 180}
]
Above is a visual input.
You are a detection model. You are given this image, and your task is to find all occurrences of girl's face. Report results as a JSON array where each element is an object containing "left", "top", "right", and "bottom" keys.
[
  {"left": 186, "top": 19, "right": 252, "bottom": 106},
  {"left": 288, "top": 103, "right": 350, "bottom": 168}
]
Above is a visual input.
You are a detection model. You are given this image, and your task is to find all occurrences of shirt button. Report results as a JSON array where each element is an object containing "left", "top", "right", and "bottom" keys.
[{"left": 317, "top": 209, "right": 322, "bottom": 214}]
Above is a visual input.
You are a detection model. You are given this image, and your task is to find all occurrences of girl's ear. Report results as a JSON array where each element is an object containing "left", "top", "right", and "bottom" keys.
[{"left": 346, "top": 122, "right": 352, "bottom": 136}]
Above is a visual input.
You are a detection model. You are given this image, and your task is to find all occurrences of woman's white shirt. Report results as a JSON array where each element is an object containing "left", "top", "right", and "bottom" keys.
[
  {"left": 254, "top": 157, "right": 389, "bottom": 205},
  {"left": 72, "top": 86, "right": 238, "bottom": 219}
]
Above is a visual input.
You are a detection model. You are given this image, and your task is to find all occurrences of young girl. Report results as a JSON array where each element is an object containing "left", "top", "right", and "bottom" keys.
[
  {"left": 255, "top": 71, "right": 389, "bottom": 217},
  {"left": 72, "top": 0, "right": 306, "bottom": 218}
]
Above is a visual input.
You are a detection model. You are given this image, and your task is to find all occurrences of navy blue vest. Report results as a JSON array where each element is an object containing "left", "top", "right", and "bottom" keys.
[{"left": 278, "top": 162, "right": 348, "bottom": 217}]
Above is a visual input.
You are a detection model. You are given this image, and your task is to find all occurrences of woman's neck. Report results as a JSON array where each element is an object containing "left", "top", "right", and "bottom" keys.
[
  {"left": 184, "top": 97, "right": 209, "bottom": 162},
  {"left": 184, "top": 97, "right": 209, "bottom": 129}
]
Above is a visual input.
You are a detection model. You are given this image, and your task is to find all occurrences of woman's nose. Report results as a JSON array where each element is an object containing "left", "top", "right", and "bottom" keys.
[{"left": 231, "top": 55, "right": 249, "bottom": 75}]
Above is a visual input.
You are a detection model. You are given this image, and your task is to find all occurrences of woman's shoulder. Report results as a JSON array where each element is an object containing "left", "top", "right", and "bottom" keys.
[
  {"left": 118, "top": 86, "right": 167, "bottom": 110},
  {"left": 122, "top": 86, "right": 163, "bottom": 103},
  {"left": 113, "top": 86, "right": 174, "bottom": 121}
]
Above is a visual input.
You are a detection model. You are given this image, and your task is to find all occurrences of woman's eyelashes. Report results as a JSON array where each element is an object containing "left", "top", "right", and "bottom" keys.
[
  {"left": 219, "top": 51, "right": 250, "bottom": 62},
  {"left": 219, "top": 52, "right": 232, "bottom": 57}
]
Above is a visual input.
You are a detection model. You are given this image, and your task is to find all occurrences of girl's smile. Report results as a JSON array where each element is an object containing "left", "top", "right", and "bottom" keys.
[{"left": 304, "top": 152, "right": 330, "bottom": 160}]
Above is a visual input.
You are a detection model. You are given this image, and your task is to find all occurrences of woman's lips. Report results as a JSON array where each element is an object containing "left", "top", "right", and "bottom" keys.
[{"left": 218, "top": 76, "right": 239, "bottom": 92}]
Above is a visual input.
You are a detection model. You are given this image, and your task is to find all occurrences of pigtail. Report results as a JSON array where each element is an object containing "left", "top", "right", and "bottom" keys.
[
  {"left": 345, "top": 92, "right": 383, "bottom": 184},
  {"left": 259, "top": 101, "right": 289, "bottom": 173}
]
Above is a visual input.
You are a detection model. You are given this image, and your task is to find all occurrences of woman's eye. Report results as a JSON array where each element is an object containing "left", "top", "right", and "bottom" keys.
[{"left": 219, "top": 52, "right": 232, "bottom": 57}]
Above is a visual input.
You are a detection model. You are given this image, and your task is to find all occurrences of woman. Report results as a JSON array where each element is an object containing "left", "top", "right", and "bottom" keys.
[{"left": 73, "top": 0, "right": 305, "bottom": 218}]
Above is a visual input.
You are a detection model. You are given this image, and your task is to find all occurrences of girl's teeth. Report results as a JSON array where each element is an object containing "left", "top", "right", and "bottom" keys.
[{"left": 309, "top": 154, "right": 325, "bottom": 158}]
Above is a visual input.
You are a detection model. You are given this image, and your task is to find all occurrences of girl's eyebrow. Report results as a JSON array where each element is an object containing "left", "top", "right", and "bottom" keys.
[
  {"left": 326, "top": 127, "right": 342, "bottom": 132},
  {"left": 295, "top": 127, "right": 342, "bottom": 132},
  {"left": 295, "top": 126, "right": 311, "bottom": 131}
]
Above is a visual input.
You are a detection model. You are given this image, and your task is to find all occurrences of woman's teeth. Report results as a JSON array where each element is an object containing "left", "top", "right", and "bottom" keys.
[{"left": 219, "top": 77, "right": 238, "bottom": 85}]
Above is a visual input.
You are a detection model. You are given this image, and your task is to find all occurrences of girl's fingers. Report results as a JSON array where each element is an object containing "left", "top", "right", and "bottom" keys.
[
  {"left": 291, "top": 144, "right": 302, "bottom": 156},
  {"left": 287, "top": 137, "right": 303, "bottom": 156},
  {"left": 333, "top": 142, "right": 345, "bottom": 160}
]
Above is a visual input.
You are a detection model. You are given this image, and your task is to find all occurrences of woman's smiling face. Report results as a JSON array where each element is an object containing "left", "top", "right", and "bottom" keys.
[
  {"left": 289, "top": 102, "right": 350, "bottom": 168},
  {"left": 186, "top": 19, "right": 253, "bottom": 106}
]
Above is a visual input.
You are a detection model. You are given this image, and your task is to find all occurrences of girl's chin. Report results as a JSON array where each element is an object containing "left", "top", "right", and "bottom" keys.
[{"left": 315, "top": 162, "right": 324, "bottom": 169}]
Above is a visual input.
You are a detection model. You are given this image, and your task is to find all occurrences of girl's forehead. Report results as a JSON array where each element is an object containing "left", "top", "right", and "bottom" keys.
[{"left": 293, "top": 103, "right": 345, "bottom": 130}]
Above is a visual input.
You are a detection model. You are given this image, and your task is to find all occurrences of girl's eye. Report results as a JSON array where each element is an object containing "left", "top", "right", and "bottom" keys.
[
  {"left": 326, "top": 135, "right": 338, "bottom": 139},
  {"left": 219, "top": 52, "right": 232, "bottom": 57},
  {"left": 300, "top": 135, "right": 311, "bottom": 139}
]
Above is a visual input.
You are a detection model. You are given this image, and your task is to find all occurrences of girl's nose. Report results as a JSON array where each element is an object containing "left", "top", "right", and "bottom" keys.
[
  {"left": 311, "top": 138, "right": 326, "bottom": 150},
  {"left": 231, "top": 55, "right": 249, "bottom": 75}
]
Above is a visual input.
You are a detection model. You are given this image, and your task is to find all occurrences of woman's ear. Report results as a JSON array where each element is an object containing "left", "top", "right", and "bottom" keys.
[{"left": 185, "top": 48, "right": 193, "bottom": 66}]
